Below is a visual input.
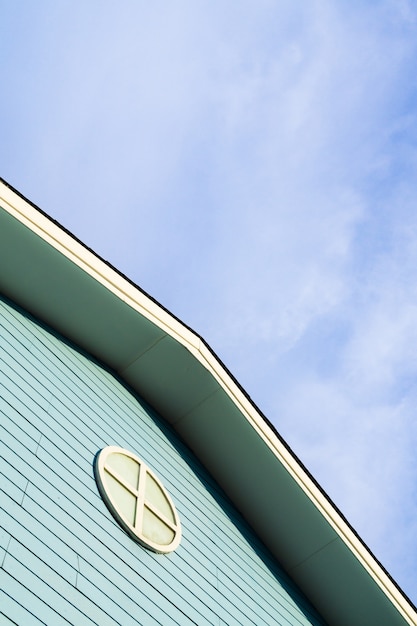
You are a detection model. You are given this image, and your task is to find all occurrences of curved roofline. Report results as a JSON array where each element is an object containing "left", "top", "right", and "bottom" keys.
[{"left": 1, "top": 177, "right": 416, "bottom": 626}]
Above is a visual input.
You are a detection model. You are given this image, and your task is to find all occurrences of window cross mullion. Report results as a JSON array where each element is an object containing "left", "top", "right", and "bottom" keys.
[
  {"left": 144, "top": 500, "right": 177, "bottom": 531},
  {"left": 104, "top": 464, "right": 139, "bottom": 496}
]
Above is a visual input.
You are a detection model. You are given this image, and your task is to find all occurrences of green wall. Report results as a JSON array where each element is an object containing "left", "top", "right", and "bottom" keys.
[{"left": 0, "top": 295, "right": 327, "bottom": 625}]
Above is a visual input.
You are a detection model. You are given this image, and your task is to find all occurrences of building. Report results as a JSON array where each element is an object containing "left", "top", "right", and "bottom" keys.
[{"left": 0, "top": 177, "right": 416, "bottom": 625}]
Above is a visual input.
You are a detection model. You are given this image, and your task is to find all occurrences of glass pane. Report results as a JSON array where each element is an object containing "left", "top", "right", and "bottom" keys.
[
  {"left": 145, "top": 473, "right": 175, "bottom": 522},
  {"left": 104, "top": 470, "right": 136, "bottom": 525},
  {"left": 106, "top": 452, "right": 139, "bottom": 489},
  {"left": 142, "top": 506, "right": 175, "bottom": 546}
]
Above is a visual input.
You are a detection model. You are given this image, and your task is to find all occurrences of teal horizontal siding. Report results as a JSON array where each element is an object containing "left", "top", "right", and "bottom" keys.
[
  {"left": 2, "top": 548, "right": 110, "bottom": 626},
  {"left": 0, "top": 611, "right": 22, "bottom": 626},
  {"left": 0, "top": 489, "right": 78, "bottom": 585},
  {"left": 0, "top": 295, "right": 326, "bottom": 626},
  {"left": 0, "top": 567, "right": 71, "bottom": 626},
  {"left": 0, "top": 528, "right": 10, "bottom": 569}
]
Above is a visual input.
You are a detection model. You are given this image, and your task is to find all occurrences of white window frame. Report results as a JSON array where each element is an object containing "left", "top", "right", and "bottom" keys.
[{"left": 94, "top": 446, "right": 182, "bottom": 553}]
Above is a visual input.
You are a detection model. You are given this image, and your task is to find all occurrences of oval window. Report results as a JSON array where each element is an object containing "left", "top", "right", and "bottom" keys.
[{"left": 94, "top": 446, "right": 181, "bottom": 553}]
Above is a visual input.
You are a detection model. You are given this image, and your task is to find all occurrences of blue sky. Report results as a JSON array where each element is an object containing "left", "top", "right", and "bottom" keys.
[{"left": 2, "top": 0, "right": 417, "bottom": 606}]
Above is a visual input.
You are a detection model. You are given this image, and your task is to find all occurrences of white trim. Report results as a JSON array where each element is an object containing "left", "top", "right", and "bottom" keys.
[{"left": 94, "top": 446, "right": 182, "bottom": 554}]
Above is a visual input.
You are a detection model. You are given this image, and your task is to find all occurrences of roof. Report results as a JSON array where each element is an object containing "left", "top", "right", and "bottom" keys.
[{"left": 0, "top": 177, "right": 416, "bottom": 626}]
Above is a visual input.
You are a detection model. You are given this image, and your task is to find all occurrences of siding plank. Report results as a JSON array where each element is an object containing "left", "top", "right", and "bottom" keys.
[
  {"left": 0, "top": 492, "right": 78, "bottom": 585},
  {"left": 0, "top": 295, "right": 327, "bottom": 626},
  {"left": 3, "top": 545, "right": 113, "bottom": 626},
  {"left": 0, "top": 568, "right": 67, "bottom": 626}
]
